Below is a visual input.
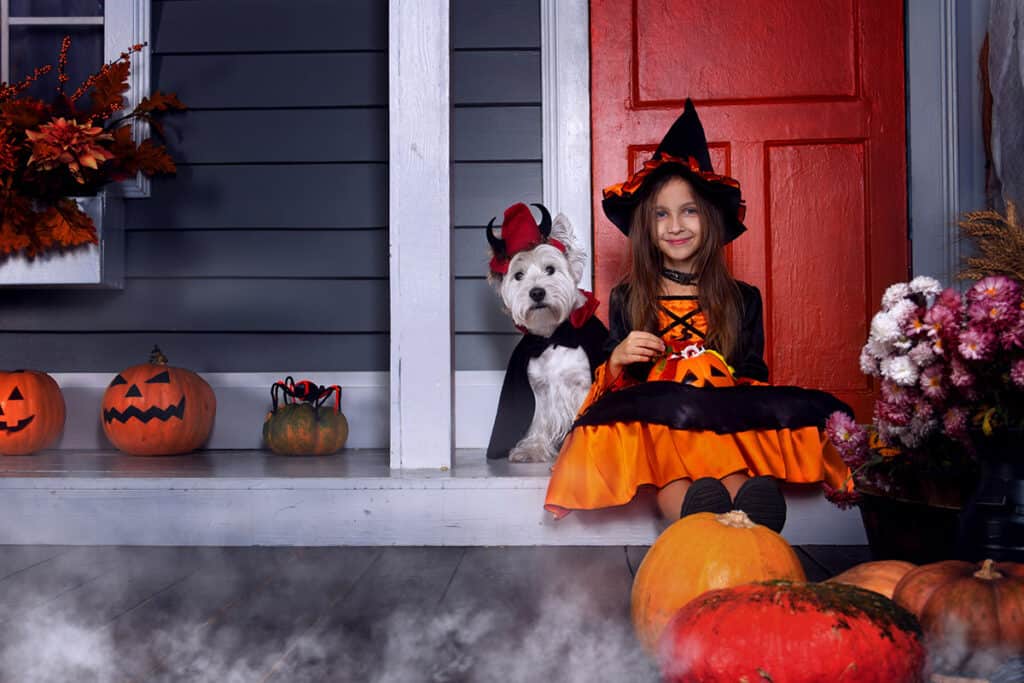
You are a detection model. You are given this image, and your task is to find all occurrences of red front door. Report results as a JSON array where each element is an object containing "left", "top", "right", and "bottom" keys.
[{"left": 590, "top": 0, "right": 908, "bottom": 419}]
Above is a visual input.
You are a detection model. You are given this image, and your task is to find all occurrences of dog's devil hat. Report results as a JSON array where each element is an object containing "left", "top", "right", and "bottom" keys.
[
  {"left": 601, "top": 98, "right": 747, "bottom": 243},
  {"left": 487, "top": 202, "right": 565, "bottom": 275}
]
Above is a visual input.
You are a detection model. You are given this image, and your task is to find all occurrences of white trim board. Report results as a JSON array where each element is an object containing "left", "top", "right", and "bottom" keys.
[
  {"left": 0, "top": 451, "right": 866, "bottom": 546},
  {"left": 46, "top": 371, "right": 505, "bottom": 451},
  {"left": 541, "top": 0, "right": 593, "bottom": 290}
]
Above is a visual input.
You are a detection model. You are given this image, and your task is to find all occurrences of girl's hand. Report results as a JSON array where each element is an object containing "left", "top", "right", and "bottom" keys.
[{"left": 610, "top": 332, "right": 665, "bottom": 374}]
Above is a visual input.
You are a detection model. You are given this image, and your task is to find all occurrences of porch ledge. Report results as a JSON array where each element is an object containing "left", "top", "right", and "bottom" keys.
[{"left": 0, "top": 449, "right": 866, "bottom": 547}]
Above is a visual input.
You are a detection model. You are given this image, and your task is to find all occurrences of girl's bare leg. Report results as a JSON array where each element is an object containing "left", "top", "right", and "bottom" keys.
[
  {"left": 656, "top": 479, "right": 691, "bottom": 519},
  {"left": 721, "top": 472, "right": 750, "bottom": 501}
]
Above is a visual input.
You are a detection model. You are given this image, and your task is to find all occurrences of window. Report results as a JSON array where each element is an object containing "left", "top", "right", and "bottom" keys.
[{"left": 1, "top": 0, "right": 151, "bottom": 196}]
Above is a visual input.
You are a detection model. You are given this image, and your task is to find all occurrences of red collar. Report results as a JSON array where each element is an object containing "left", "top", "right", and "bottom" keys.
[{"left": 515, "top": 290, "right": 599, "bottom": 334}]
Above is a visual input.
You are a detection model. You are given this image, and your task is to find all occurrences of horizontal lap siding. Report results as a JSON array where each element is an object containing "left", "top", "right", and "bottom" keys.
[
  {"left": 0, "top": 0, "right": 388, "bottom": 372},
  {"left": 452, "top": 0, "right": 542, "bottom": 370}
]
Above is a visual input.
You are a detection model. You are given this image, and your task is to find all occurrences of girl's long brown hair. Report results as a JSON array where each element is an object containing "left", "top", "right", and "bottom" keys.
[{"left": 623, "top": 172, "right": 742, "bottom": 361}]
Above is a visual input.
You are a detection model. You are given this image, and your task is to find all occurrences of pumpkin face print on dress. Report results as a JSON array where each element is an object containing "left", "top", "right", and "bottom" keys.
[
  {"left": 102, "top": 346, "right": 216, "bottom": 456},
  {"left": 0, "top": 370, "right": 66, "bottom": 455},
  {"left": 649, "top": 344, "right": 735, "bottom": 386}
]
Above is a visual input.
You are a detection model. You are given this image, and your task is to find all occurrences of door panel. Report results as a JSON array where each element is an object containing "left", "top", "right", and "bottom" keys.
[{"left": 590, "top": 0, "right": 908, "bottom": 419}]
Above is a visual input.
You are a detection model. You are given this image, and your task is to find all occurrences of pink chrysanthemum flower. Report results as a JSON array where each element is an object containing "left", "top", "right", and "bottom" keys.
[
  {"left": 950, "top": 356, "right": 974, "bottom": 388},
  {"left": 1001, "top": 319, "right": 1024, "bottom": 350},
  {"left": 880, "top": 379, "right": 912, "bottom": 405},
  {"left": 942, "top": 406, "right": 969, "bottom": 439},
  {"left": 958, "top": 327, "right": 996, "bottom": 360},
  {"left": 908, "top": 341, "right": 935, "bottom": 366},
  {"left": 822, "top": 483, "right": 861, "bottom": 510},
  {"left": 968, "top": 275, "right": 1021, "bottom": 308},
  {"left": 906, "top": 314, "right": 929, "bottom": 338},
  {"left": 1012, "top": 359, "right": 1024, "bottom": 388},
  {"left": 877, "top": 399, "right": 912, "bottom": 427},
  {"left": 825, "top": 412, "right": 868, "bottom": 468},
  {"left": 924, "top": 302, "right": 958, "bottom": 340},
  {"left": 919, "top": 365, "right": 946, "bottom": 400}
]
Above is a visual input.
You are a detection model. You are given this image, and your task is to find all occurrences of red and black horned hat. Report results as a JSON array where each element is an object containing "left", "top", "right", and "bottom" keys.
[
  {"left": 601, "top": 98, "right": 747, "bottom": 243},
  {"left": 487, "top": 202, "right": 565, "bottom": 275}
]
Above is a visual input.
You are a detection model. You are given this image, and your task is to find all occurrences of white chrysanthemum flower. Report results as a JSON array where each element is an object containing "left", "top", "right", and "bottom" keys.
[
  {"left": 888, "top": 299, "right": 917, "bottom": 325},
  {"left": 864, "top": 337, "right": 890, "bottom": 361},
  {"left": 859, "top": 348, "right": 878, "bottom": 375},
  {"left": 909, "top": 275, "right": 942, "bottom": 297},
  {"left": 870, "top": 312, "right": 902, "bottom": 344},
  {"left": 879, "top": 423, "right": 906, "bottom": 446},
  {"left": 907, "top": 342, "right": 935, "bottom": 366},
  {"left": 893, "top": 338, "right": 913, "bottom": 353},
  {"left": 881, "top": 355, "right": 919, "bottom": 386},
  {"left": 881, "top": 282, "right": 911, "bottom": 309}
]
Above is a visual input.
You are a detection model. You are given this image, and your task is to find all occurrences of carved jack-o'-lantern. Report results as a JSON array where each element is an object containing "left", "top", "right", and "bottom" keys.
[
  {"left": 649, "top": 344, "right": 736, "bottom": 386},
  {"left": 0, "top": 370, "right": 66, "bottom": 455},
  {"left": 101, "top": 346, "right": 216, "bottom": 456}
]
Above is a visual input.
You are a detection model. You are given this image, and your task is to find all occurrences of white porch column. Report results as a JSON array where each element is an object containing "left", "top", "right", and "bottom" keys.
[
  {"left": 541, "top": 0, "right": 593, "bottom": 290},
  {"left": 388, "top": 0, "right": 453, "bottom": 469}
]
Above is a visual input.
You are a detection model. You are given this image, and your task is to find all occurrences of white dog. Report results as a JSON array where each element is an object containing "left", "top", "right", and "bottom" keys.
[{"left": 485, "top": 203, "right": 608, "bottom": 462}]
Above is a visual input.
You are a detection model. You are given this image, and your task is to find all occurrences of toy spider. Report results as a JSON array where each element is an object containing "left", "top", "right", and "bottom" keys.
[{"left": 270, "top": 376, "right": 342, "bottom": 414}]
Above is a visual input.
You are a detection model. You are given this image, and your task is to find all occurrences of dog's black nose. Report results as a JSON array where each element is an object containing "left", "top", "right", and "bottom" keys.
[{"left": 529, "top": 287, "right": 546, "bottom": 302}]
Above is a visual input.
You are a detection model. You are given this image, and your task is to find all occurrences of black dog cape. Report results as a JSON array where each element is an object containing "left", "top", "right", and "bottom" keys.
[{"left": 486, "top": 295, "right": 609, "bottom": 459}]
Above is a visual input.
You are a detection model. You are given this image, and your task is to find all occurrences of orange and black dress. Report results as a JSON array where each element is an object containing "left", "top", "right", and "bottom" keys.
[{"left": 544, "top": 282, "right": 853, "bottom": 518}]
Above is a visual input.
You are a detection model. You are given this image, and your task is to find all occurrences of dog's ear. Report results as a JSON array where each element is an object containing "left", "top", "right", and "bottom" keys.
[{"left": 551, "top": 213, "right": 587, "bottom": 285}]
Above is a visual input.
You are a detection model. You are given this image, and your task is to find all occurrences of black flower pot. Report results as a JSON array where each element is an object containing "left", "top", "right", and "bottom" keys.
[
  {"left": 858, "top": 492, "right": 961, "bottom": 563},
  {"left": 957, "top": 432, "right": 1024, "bottom": 562}
]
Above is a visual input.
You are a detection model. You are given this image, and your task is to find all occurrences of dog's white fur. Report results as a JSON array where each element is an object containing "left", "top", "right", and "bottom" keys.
[{"left": 490, "top": 213, "right": 594, "bottom": 462}]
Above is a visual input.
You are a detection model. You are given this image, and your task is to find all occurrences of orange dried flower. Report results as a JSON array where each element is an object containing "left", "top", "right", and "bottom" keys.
[
  {"left": 0, "top": 36, "right": 183, "bottom": 259},
  {"left": 0, "top": 129, "right": 17, "bottom": 173},
  {"left": 26, "top": 117, "right": 115, "bottom": 183}
]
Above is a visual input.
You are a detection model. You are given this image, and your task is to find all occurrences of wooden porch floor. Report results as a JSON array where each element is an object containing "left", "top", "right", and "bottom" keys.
[{"left": 0, "top": 544, "right": 870, "bottom": 682}]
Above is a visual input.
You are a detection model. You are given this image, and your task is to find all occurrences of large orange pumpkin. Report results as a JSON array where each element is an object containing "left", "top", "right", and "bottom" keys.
[
  {"left": 631, "top": 509, "right": 807, "bottom": 653},
  {"left": 825, "top": 560, "right": 917, "bottom": 599},
  {"left": 0, "top": 370, "right": 65, "bottom": 455},
  {"left": 101, "top": 346, "right": 216, "bottom": 455},
  {"left": 659, "top": 581, "right": 925, "bottom": 682},
  {"left": 893, "top": 558, "right": 1024, "bottom": 677}
]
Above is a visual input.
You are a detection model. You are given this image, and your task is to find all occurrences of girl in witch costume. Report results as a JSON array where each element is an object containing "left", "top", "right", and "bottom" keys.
[{"left": 543, "top": 100, "right": 854, "bottom": 531}]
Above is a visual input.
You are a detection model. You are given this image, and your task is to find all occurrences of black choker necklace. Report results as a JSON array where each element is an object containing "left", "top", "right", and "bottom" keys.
[{"left": 661, "top": 268, "right": 697, "bottom": 285}]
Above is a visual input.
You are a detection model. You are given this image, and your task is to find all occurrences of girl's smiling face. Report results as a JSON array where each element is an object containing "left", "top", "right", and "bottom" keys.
[{"left": 652, "top": 176, "right": 703, "bottom": 272}]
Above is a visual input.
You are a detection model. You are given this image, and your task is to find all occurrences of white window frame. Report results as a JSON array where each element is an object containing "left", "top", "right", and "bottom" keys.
[{"left": 0, "top": 0, "right": 151, "bottom": 197}]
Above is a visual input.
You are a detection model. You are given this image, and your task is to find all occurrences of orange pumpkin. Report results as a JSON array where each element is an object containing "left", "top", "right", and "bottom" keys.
[
  {"left": 825, "top": 559, "right": 917, "bottom": 599},
  {"left": 631, "top": 509, "right": 807, "bottom": 653},
  {"left": 893, "top": 558, "right": 1024, "bottom": 677},
  {"left": 650, "top": 346, "right": 735, "bottom": 386},
  {"left": 0, "top": 370, "right": 65, "bottom": 455},
  {"left": 101, "top": 346, "right": 216, "bottom": 455}
]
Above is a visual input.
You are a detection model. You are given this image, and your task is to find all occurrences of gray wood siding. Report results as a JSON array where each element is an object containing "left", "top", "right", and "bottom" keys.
[
  {"left": 0, "top": 0, "right": 388, "bottom": 372},
  {"left": 0, "top": 0, "right": 539, "bottom": 373},
  {"left": 453, "top": 0, "right": 542, "bottom": 370}
]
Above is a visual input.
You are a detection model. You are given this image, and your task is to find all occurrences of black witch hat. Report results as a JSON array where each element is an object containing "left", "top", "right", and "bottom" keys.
[{"left": 600, "top": 98, "right": 747, "bottom": 242}]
